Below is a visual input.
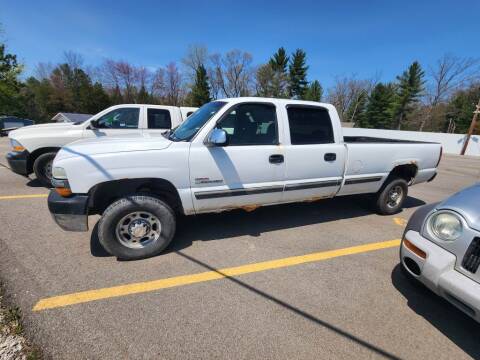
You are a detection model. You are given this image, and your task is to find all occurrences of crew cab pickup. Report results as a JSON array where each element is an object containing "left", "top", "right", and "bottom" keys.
[
  {"left": 6, "top": 104, "right": 197, "bottom": 186},
  {"left": 47, "top": 97, "right": 442, "bottom": 260}
]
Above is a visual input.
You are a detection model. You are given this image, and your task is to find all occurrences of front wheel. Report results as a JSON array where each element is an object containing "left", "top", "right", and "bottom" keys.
[
  {"left": 98, "top": 195, "right": 176, "bottom": 260},
  {"left": 374, "top": 177, "right": 408, "bottom": 215},
  {"left": 33, "top": 152, "right": 57, "bottom": 187}
]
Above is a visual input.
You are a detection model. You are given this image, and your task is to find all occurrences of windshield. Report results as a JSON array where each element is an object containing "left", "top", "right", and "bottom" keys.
[{"left": 168, "top": 101, "right": 226, "bottom": 141}]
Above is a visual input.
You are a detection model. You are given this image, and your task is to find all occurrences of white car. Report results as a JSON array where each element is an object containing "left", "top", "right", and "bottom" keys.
[
  {"left": 6, "top": 104, "right": 197, "bottom": 186},
  {"left": 401, "top": 183, "right": 480, "bottom": 322},
  {"left": 47, "top": 97, "right": 442, "bottom": 259}
]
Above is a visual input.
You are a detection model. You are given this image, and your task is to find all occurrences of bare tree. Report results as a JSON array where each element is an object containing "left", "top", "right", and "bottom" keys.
[
  {"left": 210, "top": 50, "right": 253, "bottom": 98},
  {"left": 151, "top": 68, "right": 166, "bottom": 99},
  {"left": 327, "top": 75, "right": 376, "bottom": 122},
  {"left": 99, "top": 59, "right": 121, "bottom": 89},
  {"left": 34, "top": 62, "right": 54, "bottom": 79},
  {"left": 182, "top": 44, "right": 208, "bottom": 77},
  {"left": 427, "top": 54, "right": 480, "bottom": 106},
  {"left": 63, "top": 50, "right": 84, "bottom": 69},
  {"left": 419, "top": 54, "right": 480, "bottom": 131},
  {"left": 164, "top": 62, "right": 183, "bottom": 105},
  {"left": 114, "top": 61, "right": 137, "bottom": 102}
]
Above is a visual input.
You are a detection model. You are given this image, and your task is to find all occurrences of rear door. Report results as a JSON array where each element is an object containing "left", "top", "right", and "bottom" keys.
[
  {"left": 282, "top": 105, "right": 346, "bottom": 202},
  {"left": 142, "top": 107, "right": 175, "bottom": 138}
]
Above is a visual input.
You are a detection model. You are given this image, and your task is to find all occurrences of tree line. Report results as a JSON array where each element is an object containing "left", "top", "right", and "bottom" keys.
[{"left": 0, "top": 37, "right": 479, "bottom": 133}]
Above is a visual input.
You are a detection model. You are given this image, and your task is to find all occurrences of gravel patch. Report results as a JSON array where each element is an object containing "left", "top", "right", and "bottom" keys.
[{"left": 0, "top": 288, "right": 40, "bottom": 360}]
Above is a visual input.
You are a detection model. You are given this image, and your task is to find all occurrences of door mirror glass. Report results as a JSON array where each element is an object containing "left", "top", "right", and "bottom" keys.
[
  {"left": 89, "top": 119, "right": 98, "bottom": 129},
  {"left": 207, "top": 128, "right": 227, "bottom": 146}
]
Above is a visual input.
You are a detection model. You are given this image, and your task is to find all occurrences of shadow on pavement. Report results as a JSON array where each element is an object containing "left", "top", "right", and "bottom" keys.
[
  {"left": 90, "top": 194, "right": 425, "bottom": 258},
  {"left": 391, "top": 264, "right": 480, "bottom": 359},
  {"left": 169, "top": 195, "right": 424, "bottom": 252},
  {"left": 26, "top": 178, "right": 47, "bottom": 188},
  {"left": 177, "top": 251, "right": 401, "bottom": 359}
]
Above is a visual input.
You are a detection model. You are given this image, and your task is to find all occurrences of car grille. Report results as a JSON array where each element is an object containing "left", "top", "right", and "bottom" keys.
[{"left": 462, "top": 238, "right": 480, "bottom": 274}]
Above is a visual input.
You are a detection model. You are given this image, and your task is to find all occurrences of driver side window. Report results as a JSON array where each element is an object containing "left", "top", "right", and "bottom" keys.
[
  {"left": 216, "top": 103, "right": 278, "bottom": 145},
  {"left": 96, "top": 108, "right": 140, "bottom": 129}
]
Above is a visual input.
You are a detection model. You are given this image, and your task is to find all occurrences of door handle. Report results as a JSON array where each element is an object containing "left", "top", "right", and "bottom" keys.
[
  {"left": 269, "top": 154, "right": 284, "bottom": 164},
  {"left": 324, "top": 153, "right": 336, "bottom": 162}
]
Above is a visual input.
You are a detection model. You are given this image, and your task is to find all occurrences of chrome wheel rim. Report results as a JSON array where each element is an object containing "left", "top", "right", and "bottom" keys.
[
  {"left": 115, "top": 211, "right": 161, "bottom": 249},
  {"left": 386, "top": 185, "right": 403, "bottom": 209}
]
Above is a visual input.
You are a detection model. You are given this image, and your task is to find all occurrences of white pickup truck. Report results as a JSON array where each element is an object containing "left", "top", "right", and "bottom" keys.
[
  {"left": 6, "top": 104, "right": 197, "bottom": 186},
  {"left": 47, "top": 97, "right": 442, "bottom": 260}
]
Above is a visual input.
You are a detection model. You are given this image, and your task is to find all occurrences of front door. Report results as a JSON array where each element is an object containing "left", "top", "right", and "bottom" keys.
[
  {"left": 83, "top": 107, "right": 143, "bottom": 139},
  {"left": 189, "top": 102, "right": 285, "bottom": 213}
]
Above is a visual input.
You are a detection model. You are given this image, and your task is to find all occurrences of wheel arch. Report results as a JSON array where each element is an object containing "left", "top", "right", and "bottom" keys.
[
  {"left": 28, "top": 147, "right": 60, "bottom": 173},
  {"left": 88, "top": 178, "right": 184, "bottom": 215},
  {"left": 388, "top": 163, "right": 418, "bottom": 185}
]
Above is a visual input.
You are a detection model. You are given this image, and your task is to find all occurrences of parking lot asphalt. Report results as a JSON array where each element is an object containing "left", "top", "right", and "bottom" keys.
[{"left": 0, "top": 137, "right": 480, "bottom": 359}]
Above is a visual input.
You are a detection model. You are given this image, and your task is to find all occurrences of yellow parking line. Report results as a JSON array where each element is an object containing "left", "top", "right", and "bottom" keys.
[
  {"left": 393, "top": 217, "right": 407, "bottom": 226},
  {"left": 0, "top": 194, "right": 48, "bottom": 200},
  {"left": 33, "top": 239, "right": 401, "bottom": 311}
]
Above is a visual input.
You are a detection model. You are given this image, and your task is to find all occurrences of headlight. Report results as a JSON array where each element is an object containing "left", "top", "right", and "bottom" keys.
[
  {"left": 428, "top": 211, "right": 463, "bottom": 241},
  {"left": 52, "top": 166, "right": 67, "bottom": 179},
  {"left": 10, "top": 139, "right": 25, "bottom": 152}
]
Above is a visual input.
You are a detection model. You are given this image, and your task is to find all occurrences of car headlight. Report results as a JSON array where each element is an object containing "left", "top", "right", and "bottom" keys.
[
  {"left": 428, "top": 211, "right": 463, "bottom": 241},
  {"left": 10, "top": 139, "right": 25, "bottom": 152},
  {"left": 52, "top": 166, "right": 67, "bottom": 179}
]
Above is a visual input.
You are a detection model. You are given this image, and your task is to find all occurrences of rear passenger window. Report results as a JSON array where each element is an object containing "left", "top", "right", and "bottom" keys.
[
  {"left": 216, "top": 103, "right": 278, "bottom": 145},
  {"left": 287, "top": 106, "right": 334, "bottom": 144},
  {"left": 148, "top": 109, "right": 172, "bottom": 129}
]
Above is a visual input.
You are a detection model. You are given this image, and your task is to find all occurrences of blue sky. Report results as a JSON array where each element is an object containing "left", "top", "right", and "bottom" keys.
[{"left": 1, "top": 0, "right": 479, "bottom": 88}]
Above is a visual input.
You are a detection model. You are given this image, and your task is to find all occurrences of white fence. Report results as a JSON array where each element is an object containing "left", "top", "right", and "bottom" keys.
[{"left": 342, "top": 127, "right": 480, "bottom": 156}]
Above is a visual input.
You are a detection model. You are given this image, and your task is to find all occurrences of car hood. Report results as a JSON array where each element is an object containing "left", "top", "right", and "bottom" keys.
[
  {"left": 437, "top": 183, "right": 480, "bottom": 232},
  {"left": 9, "top": 122, "right": 79, "bottom": 137},
  {"left": 55, "top": 135, "right": 173, "bottom": 160}
]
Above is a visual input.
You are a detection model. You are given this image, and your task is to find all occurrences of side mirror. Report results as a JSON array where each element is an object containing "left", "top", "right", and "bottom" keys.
[
  {"left": 207, "top": 128, "right": 227, "bottom": 146},
  {"left": 89, "top": 119, "right": 98, "bottom": 129}
]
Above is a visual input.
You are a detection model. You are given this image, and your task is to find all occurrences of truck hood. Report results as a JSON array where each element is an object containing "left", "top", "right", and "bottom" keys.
[
  {"left": 436, "top": 183, "right": 480, "bottom": 232},
  {"left": 56, "top": 135, "right": 173, "bottom": 160},
  {"left": 9, "top": 122, "right": 80, "bottom": 137}
]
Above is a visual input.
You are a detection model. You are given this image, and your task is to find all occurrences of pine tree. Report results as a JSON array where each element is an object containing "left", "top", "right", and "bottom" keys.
[
  {"left": 365, "top": 83, "right": 397, "bottom": 129},
  {"left": 136, "top": 85, "right": 150, "bottom": 104},
  {"left": 447, "top": 84, "right": 480, "bottom": 134},
  {"left": 394, "top": 61, "right": 425, "bottom": 129},
  {"left": 267, "top": 48, "right": 289, "bottom": 98},
  {"left": 304, "top": 80, "right": 323, "bottom": 102},
  {"left": 0, "top": 43, "right": 23, "bottom": 115},
  {"left": 288, "top": 49, "right": 308, "bottom": 99},
  {"left": 190, "top": 64, "right": 211, "bottom": 106},
  {"left": 269, "top": 47, "right": 289, "bottom": 73}
]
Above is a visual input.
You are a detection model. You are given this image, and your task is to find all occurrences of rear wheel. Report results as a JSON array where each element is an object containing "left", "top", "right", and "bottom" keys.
[
  {"left": 374, "top": 177, "right": 408, "bottom": 215},
  {"left": 98, "top": 195, "right": 176, "bottom": 260},
  {"left": 33, "top": 152, "right": 56, "bottom": 187}
]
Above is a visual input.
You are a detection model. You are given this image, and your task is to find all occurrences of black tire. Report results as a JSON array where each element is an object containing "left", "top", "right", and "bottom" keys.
[
  {"left": 33, "top": 152, "right": 56, "bottom": 187},
  {"left": 98, "top": 195, "right": 176, "bottom": 260},
  {"left": 374, "top": 177, "right": 408, "bottom": 215}
]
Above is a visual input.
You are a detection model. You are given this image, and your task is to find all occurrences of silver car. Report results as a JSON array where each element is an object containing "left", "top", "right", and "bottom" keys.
[{"left": 400, "top": 183, "right": 480, "bottom": 322}]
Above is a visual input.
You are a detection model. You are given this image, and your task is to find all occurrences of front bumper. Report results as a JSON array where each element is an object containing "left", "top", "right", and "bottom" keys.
[
  {"left": 401, "top": 230, "right": 480, "bottom": 322},
  {"left": 6, "top": 151, "right": 29, "bottom": 176},
  {"left": 48, "top": 190, "right": 89, "bottom": 232}
]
